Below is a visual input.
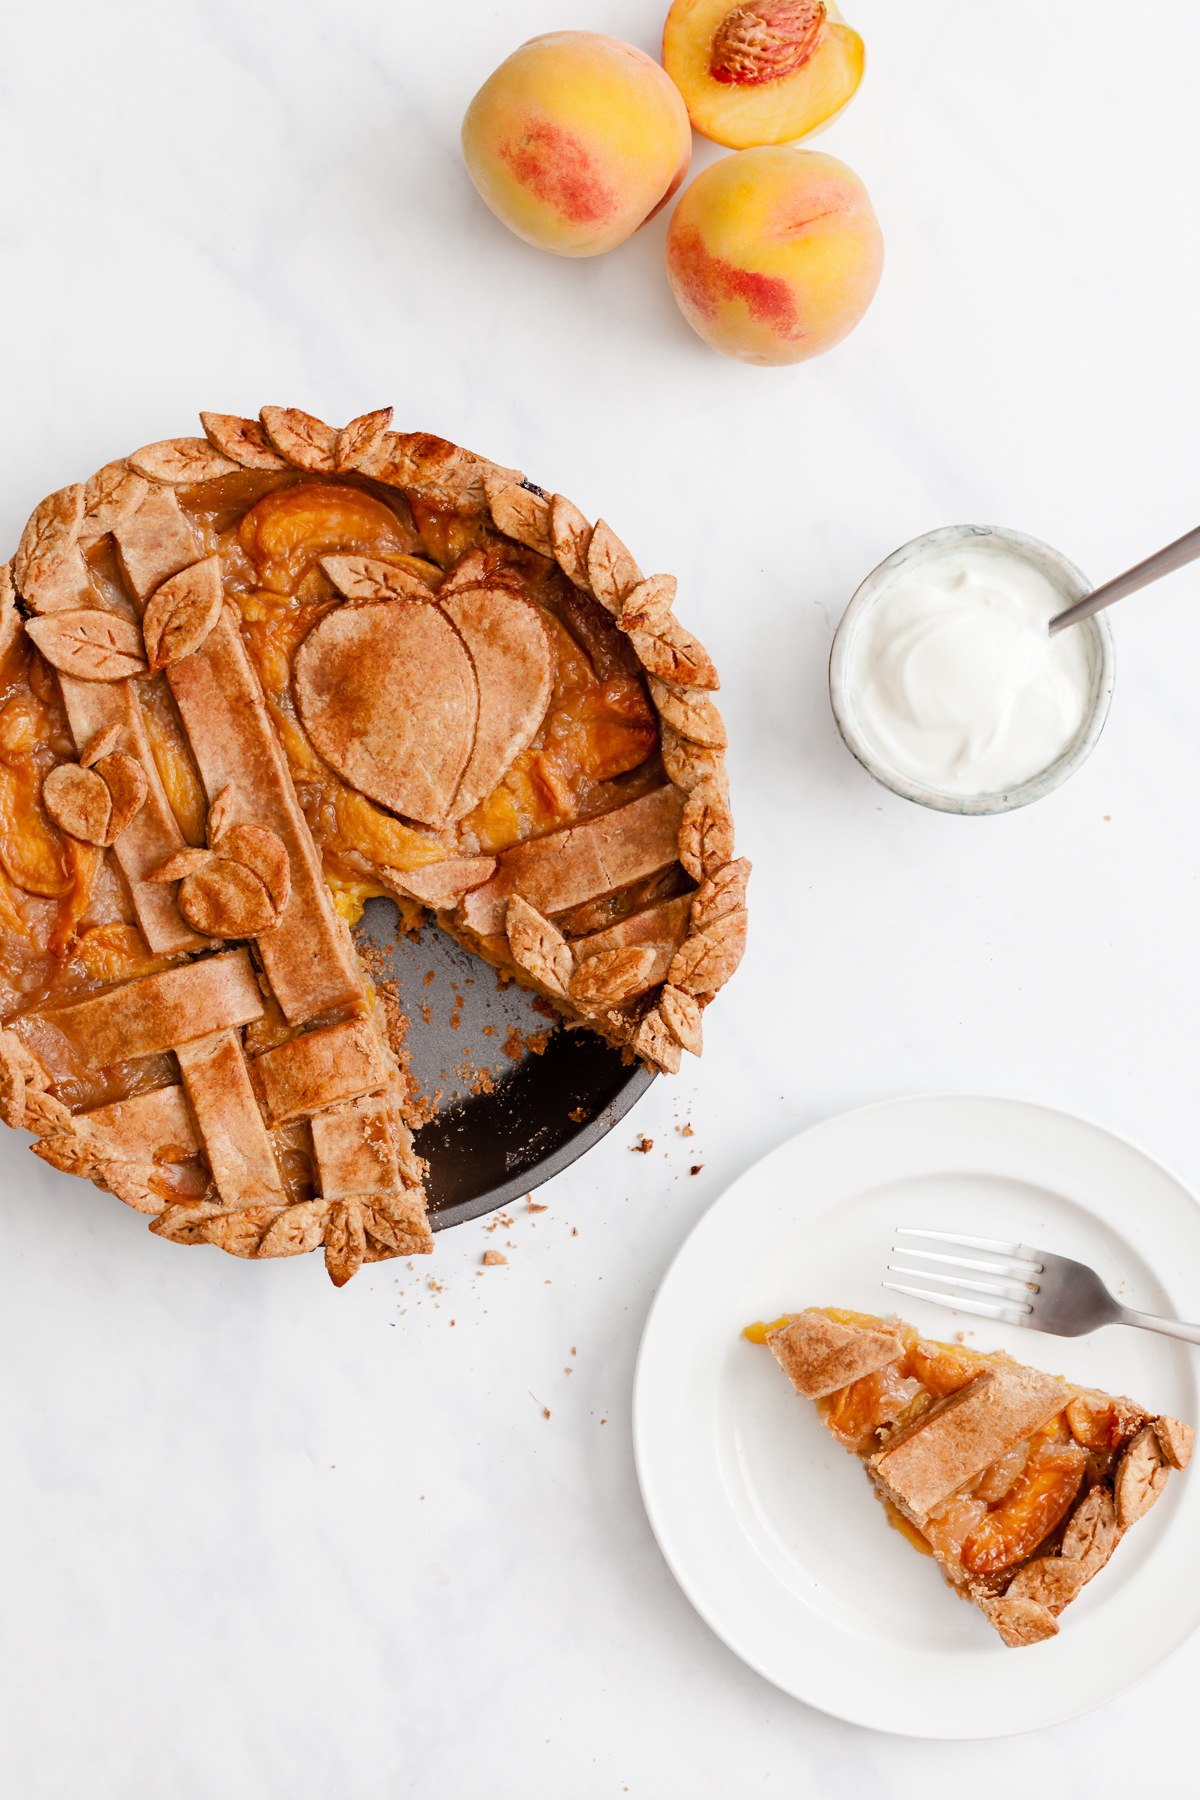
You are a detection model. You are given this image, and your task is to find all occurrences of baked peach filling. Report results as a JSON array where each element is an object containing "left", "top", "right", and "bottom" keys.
[
  {"left": 236, "top": 482, "right": 419, "bottom": 595},
  {"left": 0, "top": 473, "right": 664, "bottom": 1042},
  {"left": 219, "top": 480, "right": 661, "bottom": 916},
  {"left": 0, "top": 631, "right": 107, "bottom": 981}
]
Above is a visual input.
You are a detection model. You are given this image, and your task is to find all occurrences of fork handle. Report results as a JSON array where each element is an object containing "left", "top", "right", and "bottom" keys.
[{"left": 1116, "top": 1306, "right": 1200, "bottom": 1346}]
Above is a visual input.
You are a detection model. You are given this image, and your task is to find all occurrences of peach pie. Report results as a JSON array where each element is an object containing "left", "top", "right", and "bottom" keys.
[
  {"left": 751, "top": 1307, "right": 1193, "bottom": 1646},
  {"left": 0, "top": 405, "right": 747, "bottom": 1283}
]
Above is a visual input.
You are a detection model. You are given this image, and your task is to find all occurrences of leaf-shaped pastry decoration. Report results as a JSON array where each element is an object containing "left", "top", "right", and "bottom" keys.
[
  {"left": 94, "top": 753, "right": 149, "bottom": 840},
  {"left": 626, "top": 616, "right": 719, "bottom": 691},
  {"left": 1115, "top": 1425, "right": 1171, "bottom": 1528},
  {"left": 80, "top": 723, "right": 121, "bottom": 768},
  {"left": 257, "top": 1198, "right": 329, "bottom": 1258},
  {"left": 147, "top": 848, "right": 213, "bottom": 883},
  {"left": 439, "top": 585, "right": 554, "bottom": 820},
  {"left": 43, "top": 753, "right": 148, "bottom": 847},
  {"left": 42, "top": 764, "right": 112, "bottom": 844},
  {"left": 22, "top": 1089, "right": 74, "bottom": 1133},
  {"left": 149, "top": 1201, "right": 224, "bottom": 1244},
  {"left": 14, "top": 484, "right": 83, "bottom": 591},
  {"left": 646, "top": 676, "right": 727, "bottom": 750},
  {"left": 319, "top": 554, "right": 437, "bottom": 604},
  {"left": 14, "top": 484, "right": 93, "bottom": 613},
  {"left": 205, "top": 783, "right": 239, "bottom": 845},
  {"left": 362, "top": 1188, "right": 433, "bottom": 1254},
  {"left": 200, "top": 1206, "right": 287, "bottom": 1258},
  {"left": 178, "top": 859, "right": 281, "bottom": 938},
  {"left": 667, "top": 910, "right": 748, "bottom": 996},
  {"left": 147, "top": 817, "right": 290, "bottom": 938},
  {"left": 486, "top": 478, "right": 554, "bottom": 557},
  {"left": 586, "top": 520, "right": 642, "bottom": 614},
  {"left": 294, "top": 601, "right": 478, "bottom": 828},
  {"left": 216, "top": 823, "right": 291, "bottom": 915},
  {"left": 31, "top": 1132, "right": 102, "bottom": 1178},
  {"left": 506, "top": 894, "right": 574, "bottom": 999},
  {"left": 324, "top": 1198, "right": 366, "bottom": 1287},
  {"left": 660, "top": 984, "right": 703, "bottom": 1057},
  {"left": 0, "top": 1030, "right": 53, "bottom": 1131},
  {"left": 569, "top": 945, "right": 657, "bottom": 1007},
  {"left": 632, "top": 1009, "right": 682, "bottom": 1075},
  {"left": 549, "top": 494, "right": 594, "bottom": 593},
  {"left": 660, "top": 722, "right": 728, "bottom": 795},
  {"left": 382, "top": 433, "right": 518, "bottom": 514},
  {"left": 80, "top": 464, "right": 149, "bottom": 544},
  {"left": 199, "top": 412, "right": 287, "bottom": 471},
  {"left": 679, "top": 780, "right": 735, "bottom": 881},
  {"left": 102, "top": 1162, "right": 177, "bottom": 1216},
  {"left": 0, "top": 564, "right": 19, "bottom": 664},
  {"left": 129, "top": 438, "right": 241, "bottom": 484},
  {"left": 619, "top": 573, "right": 676, "bottom": 631},
  {"left": 259, "top": 405, "right": 338, "bottom": 472},
  {"left": 142, "top": 554, "right": 224, "bottom": 670},
  {"left": 436, "top": 548, "right": 491, "bottom": 597},
  {"left": 336, "top": 407, "right": 394, "bottom": 471},
  {"left": 691, "top": 857, "right": 751, "bottom": 932},
  {"left": 25, "top": 609, "right": 147, "bottom": 681}
]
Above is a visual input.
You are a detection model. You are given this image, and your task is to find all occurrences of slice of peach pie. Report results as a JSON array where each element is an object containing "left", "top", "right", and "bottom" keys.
[
  {"left": 0, "top": 406, "right": 747, "bottom": 1283},
  {"left": 749, "top": 1307, "right": 1193, "bottom": 1646}
]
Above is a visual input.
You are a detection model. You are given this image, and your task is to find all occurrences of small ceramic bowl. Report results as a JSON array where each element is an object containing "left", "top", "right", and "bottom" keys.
[{"left": 828, "top": 524, "right": 1116, "bottom": 816}]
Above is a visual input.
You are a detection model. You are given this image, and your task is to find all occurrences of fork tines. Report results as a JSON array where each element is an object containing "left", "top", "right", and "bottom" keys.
[{"left": 882, "top": 1226, "right": 1045, "bottom": 1326}]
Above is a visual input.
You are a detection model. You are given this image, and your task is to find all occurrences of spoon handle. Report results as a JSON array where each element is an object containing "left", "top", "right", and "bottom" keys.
[{"left": 1048, "top": 523, "right": 1200, "bottom": 634}]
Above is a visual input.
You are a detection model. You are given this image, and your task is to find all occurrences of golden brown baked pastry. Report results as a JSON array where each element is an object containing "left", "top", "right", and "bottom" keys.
[
  {"left": 750, "top": 1307, "right": 1193, "bottom": 1646},
  {"left": 0, "top": 407, "right": 747, "bottom": 1282}
]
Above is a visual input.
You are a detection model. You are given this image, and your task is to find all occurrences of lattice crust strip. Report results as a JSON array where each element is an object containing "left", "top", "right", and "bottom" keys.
[{"left": 2, "top": 405, "right": 749, "bottom": 1279}]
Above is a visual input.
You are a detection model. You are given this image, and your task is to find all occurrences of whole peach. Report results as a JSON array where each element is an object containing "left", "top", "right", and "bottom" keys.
[
  {"left": 462, "top": 32, "right": 692, "bottom": 258},
  {"left": 665, "top": 147, "right": 883, "bottom": 365}
]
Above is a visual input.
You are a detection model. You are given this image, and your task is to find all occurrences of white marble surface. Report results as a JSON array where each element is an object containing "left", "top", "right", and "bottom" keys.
[{"left": 2, "top": 0, "right": 1200, "bottom": 1791}]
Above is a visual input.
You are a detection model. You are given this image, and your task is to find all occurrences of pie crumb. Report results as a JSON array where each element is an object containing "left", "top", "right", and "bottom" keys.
[
  {"left": 632, "top": 1137, "right": 654, "bottom": 1153},
  {"left": 482, "top": 1249, "right": 507, "bottom": 1266}
]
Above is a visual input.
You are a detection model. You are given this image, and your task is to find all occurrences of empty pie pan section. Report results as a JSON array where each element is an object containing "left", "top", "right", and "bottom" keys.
[
  {"left": 354, "top": 899, "right": 653, "bottom": 1226},
  {"left": 633, "top": 1095, "right": 1200, "bottom": 1737}
]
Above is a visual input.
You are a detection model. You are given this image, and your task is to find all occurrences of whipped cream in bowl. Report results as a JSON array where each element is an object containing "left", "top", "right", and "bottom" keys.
[{"left": 829, "top": 525, "right": 1115, "bottom": 814}]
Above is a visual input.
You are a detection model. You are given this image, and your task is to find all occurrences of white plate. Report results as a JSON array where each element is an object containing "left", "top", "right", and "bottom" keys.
[{"left": 633, "top": 1095, "right": 1200, "bottom": 1738}]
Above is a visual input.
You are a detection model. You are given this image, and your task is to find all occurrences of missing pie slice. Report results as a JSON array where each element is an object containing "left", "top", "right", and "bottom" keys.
[
  {"left": 0, "top": 406, "right": 748, "bottom": 1282},
  {"left": 749, "top": 1307, "right": 1193, "bottom": 1646}
]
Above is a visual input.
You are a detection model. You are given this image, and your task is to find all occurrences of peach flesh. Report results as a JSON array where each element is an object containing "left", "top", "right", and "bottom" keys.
[
  {"left": 462, "top": 31, "right": 692, "bottom": 258},
  {"left": 662, "top": 0, "right": 865, "bottom": 150},
  {"left": 665, "top": 147, "right": 883, "bottom": 365}
]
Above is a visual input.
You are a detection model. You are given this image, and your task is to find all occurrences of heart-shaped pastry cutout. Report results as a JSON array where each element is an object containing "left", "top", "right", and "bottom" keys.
[
  {"left": 294, "top": 600, "right": 477, "bottom": 827},
  {"left": 439, "top": 585, "right": 554, "bottom": 822}
]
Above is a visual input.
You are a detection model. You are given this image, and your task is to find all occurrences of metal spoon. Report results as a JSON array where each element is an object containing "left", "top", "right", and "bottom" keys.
[{"left": 1049, "top": 524, "right": 1200, "bottom": 634}]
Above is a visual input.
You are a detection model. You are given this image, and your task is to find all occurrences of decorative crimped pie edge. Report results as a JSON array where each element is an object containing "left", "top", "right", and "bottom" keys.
[{"left": 2, "top": 405, "right": 750, "bottom": 1272}]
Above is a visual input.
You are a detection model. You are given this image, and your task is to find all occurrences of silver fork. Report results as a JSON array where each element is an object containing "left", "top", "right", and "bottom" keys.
[{"left": 883, "top": 1228, "right": 1200, "bottom": 1345}]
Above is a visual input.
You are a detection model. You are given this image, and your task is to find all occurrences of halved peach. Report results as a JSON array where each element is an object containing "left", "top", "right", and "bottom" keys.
[
  {"left": 663, "top": 0, "right": 864, "bottom": 148},
  {"left": 462, "top": 32, "right": 692, "bottom": 258}
]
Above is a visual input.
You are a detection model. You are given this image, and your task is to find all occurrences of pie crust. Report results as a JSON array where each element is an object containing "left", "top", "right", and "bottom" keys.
[
  {"left": 0, "top": 407, "right": 748, "bottom": 1282},
  {"left": 754, "top": 1307, "right": 1193, "bottom": 1646}
]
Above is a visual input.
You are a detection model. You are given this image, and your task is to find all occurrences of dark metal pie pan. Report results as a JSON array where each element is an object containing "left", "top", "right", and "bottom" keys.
[{"left": 355, "top": 898, "right": 654, "bottom": 1230}]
